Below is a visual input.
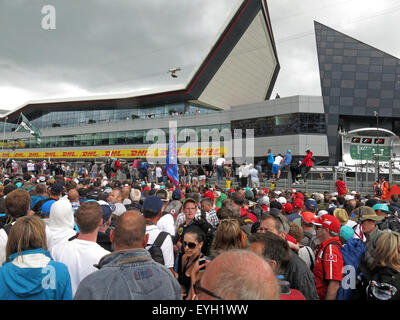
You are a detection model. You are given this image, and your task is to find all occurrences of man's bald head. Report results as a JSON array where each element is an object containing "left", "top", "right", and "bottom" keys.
[
  {"left": 200, "top": 249, "right": 279, "bottom": 300},
  {"left": 112, "top": 210, "right": 147, "bottom": 250}
]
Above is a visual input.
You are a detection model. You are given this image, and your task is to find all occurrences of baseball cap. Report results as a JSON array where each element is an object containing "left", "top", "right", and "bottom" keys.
[
  {"left": 244, "top": 189, "right": 254, "bottom": 200},
  {"left": 340, "top": 225, "right": 355, "bottom": 241},
  {"left": 345, "top": 195, "right": 355, "bottom": 201},
  {"left": 269, "top": 201, "right": 282, "bottom": 211},
  {"left": 50, "top": 183, "right": 64, "bottom": 195},
  {"left": 172, "top": 189, "right": 182, "bottom": 200},
  {"left": 295, "top": 192, "right": 304, "bottom": 200},
  {"left": 258, "top": 195, "right": 270, "bottom": 206},
  {"left": 216, "top": 193, "right": 227, "bottom": 209},
  {"left": 277, "top": 196, "right": 287, "bottom": 204},
  {"left": 312, "top": 214, "right": 341, "bottom": 234},
  {"left": 350, "top": 191, "right": 357, "bottom": 195},
  {"left": 39, "top": 176, "right": 46, "bottom": 182},
  {"left": 293, "top": 198, "right": 304, "bottom": 208},
  {"left": 142, "top": 195, "right": 164, "bottom": 213},
  {"left": 205, "top": 190, "right": 214, "bottom": 200},
  {"left": 317, "top": 210, "right": 328, "bottom": 219},
  {"left": 301, "top": 211, "right": 317, "bottom": 224},
  {"left": 112, "top": 203, "right": 127, "bottom": 216},
  {"left": 23, "top": 173, "right": 32, "bottom": 181},
  {"left": 41, "top": 200, "right": 56, "bottom": 217},
  {"left": 283, "top": 203, "right": 293, "bottom": 214},
  {"left": 305, "top": 199, "right": 317, "bottom": 210},
  {"left": 97, "top": 200, "right": 113, "bottom": 223}
]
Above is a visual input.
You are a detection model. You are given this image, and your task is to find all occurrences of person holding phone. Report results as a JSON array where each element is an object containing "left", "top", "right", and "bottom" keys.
[{"left": 177, "top": 225, "right": 207, "bottom": 300}]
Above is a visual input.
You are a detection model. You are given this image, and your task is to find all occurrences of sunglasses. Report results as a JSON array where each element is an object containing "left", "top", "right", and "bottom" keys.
[
  {"left": 183, "top": 241, "right": 197, "bottom": 249},
  {"left": 193, "top": 280, "right": 224, "bottom": 300}
]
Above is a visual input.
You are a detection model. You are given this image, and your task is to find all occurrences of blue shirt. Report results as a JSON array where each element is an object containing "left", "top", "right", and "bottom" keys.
[
  {"left": 267, "top": 153, "right": 274, "bottom": 164},
  {"left": 283, "top": 153, "right": 292, "bottom": 165}
]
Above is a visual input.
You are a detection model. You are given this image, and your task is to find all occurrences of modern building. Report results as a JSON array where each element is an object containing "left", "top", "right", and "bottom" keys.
[
  {"left": 0, "top": 0, "right": 281, "bottom": 163},
  {"left": 314, "top": 21, "right": 400, "bottom": 166},
  {"left": 1, "top": 11, "right": 399, "bottom": 169}
]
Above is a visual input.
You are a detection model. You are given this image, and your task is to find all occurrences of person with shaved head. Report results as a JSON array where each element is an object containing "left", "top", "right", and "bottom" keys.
[
  {"left": 193, "top": 249, "right": 280, "bottom": 300},
  {"left": 74, "top": 210, "right": 181, "bottom": 300}
]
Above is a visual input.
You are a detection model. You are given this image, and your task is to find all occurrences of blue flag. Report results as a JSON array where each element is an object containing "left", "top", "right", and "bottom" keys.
[{"left": 166, "top": 123, "right": 179, "bottom": 186}]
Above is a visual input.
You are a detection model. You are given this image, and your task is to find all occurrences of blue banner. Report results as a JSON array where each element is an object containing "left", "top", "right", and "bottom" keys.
[{"left": 166, "top": 122, "right": 179, "bottom": 186}]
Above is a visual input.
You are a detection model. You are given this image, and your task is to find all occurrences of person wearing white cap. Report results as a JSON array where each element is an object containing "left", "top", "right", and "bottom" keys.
[{"left": 277, "top": 196, "right": 287, "bottom": 205}]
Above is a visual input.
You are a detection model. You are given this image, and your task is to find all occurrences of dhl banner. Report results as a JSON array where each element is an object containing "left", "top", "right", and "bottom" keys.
[
  {"left": 0, "top": 141, "right": 26, "bottom": 148},
  {"left": 0, "top": 147, "right": 226, "bottom": 159}
]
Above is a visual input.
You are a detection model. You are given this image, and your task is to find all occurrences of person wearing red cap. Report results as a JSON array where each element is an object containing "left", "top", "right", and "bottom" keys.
[
  {"left": 282, "top": 203, "right": 293, "bottom": 215},
  {"left": 286, "top": 198, "right": 303, "bottom": 224},
  {"left": 312, "top": 214, "right": 343, "bottom": 300}
]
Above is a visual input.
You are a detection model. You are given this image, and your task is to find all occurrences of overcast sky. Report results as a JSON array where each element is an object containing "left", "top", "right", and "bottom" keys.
[{"left": 0, "top": 0, "right": 399, "bottom": 111}]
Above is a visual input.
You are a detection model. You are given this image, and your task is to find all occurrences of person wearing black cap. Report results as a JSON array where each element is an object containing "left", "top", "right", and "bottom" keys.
[
  {"left": 142, "top": 195, "right": 175, "bottom": 274},
  {"left": 22, "top": 173, "right": 35, "bottom": 193}
]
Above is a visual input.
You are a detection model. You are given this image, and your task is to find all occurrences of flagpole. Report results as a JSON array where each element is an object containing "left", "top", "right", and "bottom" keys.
[
  {"left": 1, "top": 116, "right": 8, "bottom": 161},
  {"left": 12, "top": 113, "right": 22, "bottom": 160}
]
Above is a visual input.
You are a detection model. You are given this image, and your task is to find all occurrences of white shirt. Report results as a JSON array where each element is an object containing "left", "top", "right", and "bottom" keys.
[
  {"left": 157, "top": 213, "right": 176, "bottom": 237},
  {"left": 51, "top": 238, "right": 110, "bottom": 296},
  {"left": 215, "top": 157, "right": 226, "bottom": 166},
  {"left": 145, "top": 224, "right": 174, "bottom": 268},
  {"left": 273, "top": 156, "right": 283, "bottom": 165},
  {"left": 156, "top": 167, "right": 163, "bottom": 178},
  {"left": 249, "top": 168, "right": 259, "bottom": 181},
  {"left": 0, "top": 223, "right": 53, "bottom": 265}
]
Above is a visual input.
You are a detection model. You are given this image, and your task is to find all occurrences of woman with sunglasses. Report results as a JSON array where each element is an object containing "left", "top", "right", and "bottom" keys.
[{"left": 177, "top": 225, "right": 206, "bottom": 300}]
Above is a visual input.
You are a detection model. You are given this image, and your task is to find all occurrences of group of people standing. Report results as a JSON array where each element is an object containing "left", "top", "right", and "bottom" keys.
[{"left": 0, "top": 161, "right": 399, "bottom": 301}]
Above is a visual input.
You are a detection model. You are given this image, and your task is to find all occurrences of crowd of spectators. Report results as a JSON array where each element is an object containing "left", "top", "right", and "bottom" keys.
[{"left": 0, "top": 156, "right": 399, "bottom": 301}]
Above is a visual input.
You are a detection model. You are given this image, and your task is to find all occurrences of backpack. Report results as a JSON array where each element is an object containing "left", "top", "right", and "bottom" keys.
[
  {"left": 366, "top": 267, "right": 400, "bottom": 300},
  {"left": 322, "top": 238, "right": 366, "bottom": 300},
  {"left": 148, "top": 231, "right": 169, "bottom": 265}
]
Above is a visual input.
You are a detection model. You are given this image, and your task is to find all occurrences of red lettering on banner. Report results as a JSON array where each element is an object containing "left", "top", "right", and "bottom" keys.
[
  {"left": 110, "top": 151, "right": 121, "bottom": 157},
  {"left": 137, "top": 150, "right": 146, "bottom": 157},
  {"left": 160, "top": 150, "right": 167, "bottom": 156},
  {"left": 62, "top": 152, "right": 75, "bottom": 157},
  {"left": 130, "top": 150, "right": 137, "bottom": 156},
  {"left": 29, "top": 153, "right": 39, "bottom": 157},
  {"left": 44, "top": 152, "right": 56, "bottom": 157},
  {"left": 82, "top": 151, "right": 97, "bottom": 157}
]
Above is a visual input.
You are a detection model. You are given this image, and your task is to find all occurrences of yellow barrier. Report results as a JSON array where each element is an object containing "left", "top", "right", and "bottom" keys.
[{"left": 1, "top": 147, "right": 226, "bottom": 159}]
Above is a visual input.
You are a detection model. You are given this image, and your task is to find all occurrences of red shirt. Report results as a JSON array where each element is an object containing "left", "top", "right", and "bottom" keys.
[
  {"left": 240, "top": 208, "right": 257, "bottom": 223},
  {"left": 313, "top": 237, "right": 343, "bottom": 300},
  {"left": 335, "top": 180, "right": 347, "bottom": 196}
]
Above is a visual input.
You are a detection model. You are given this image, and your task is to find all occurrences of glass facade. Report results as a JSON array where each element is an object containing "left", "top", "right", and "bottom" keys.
[
  {"left": 231, "top": 113, "right": 326, "bottom": 137},
  {"left": 16, "top": 124, "right": 230, "bottom": 149},
  {"left": 0, "top": 102, "right": 218, "bottom": 132}
]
